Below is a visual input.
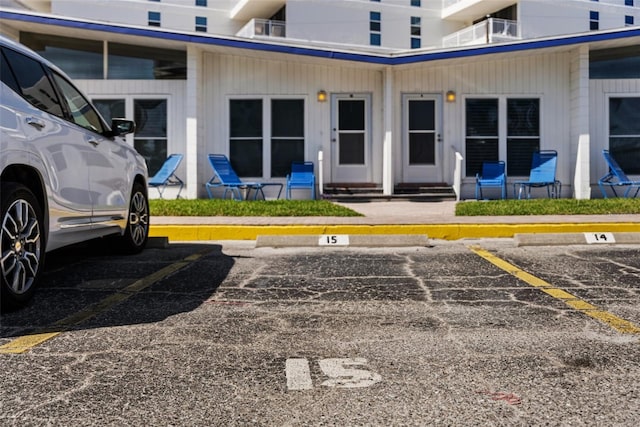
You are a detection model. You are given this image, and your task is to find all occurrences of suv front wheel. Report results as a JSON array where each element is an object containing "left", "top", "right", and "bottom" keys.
[
  {"left": 117, "top": 182, "right": 149, "bottom": 254},
  {"left": 1, "top": 183, "right": 45, "bottom": 309}
]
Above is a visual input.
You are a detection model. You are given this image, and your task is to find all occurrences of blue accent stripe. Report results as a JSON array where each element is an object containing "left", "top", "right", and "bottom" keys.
[{"left": 2, "top": 10, "right": 640, "bottom": 66}]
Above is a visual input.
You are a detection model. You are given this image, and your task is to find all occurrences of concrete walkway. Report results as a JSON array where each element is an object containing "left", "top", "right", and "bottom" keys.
[{"left": 149, "top": 201, "right": 640, "bottom": 241}]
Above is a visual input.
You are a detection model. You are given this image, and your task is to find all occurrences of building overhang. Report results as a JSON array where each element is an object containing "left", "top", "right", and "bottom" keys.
[
  {"left": 2, "top": 9, "right": 640, "bottom": 68},
  {"left": 230, "top": 0, "right": 285, "bottom": 21}
]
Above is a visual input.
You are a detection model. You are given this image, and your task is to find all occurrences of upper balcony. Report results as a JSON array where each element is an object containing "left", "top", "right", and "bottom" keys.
[
  {"left": 236, "top": 19, "right": 286, "bottom": 39},
  {"left": 442, "top": 0, "right": 516, "bottom": 21},
  {"left": 442, "top": 18, "right": 520, "bottom": 48},
  {"left": 230, "top": 0, "right": 286, "bottom": 21}
]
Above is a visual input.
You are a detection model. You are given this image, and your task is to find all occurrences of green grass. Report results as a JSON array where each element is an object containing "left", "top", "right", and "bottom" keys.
[
  {"left": 149, "top": 199, "right": 363, "bottom": 217},
  {"left": 150, "top": 198, "right": 640, "bottom": 217},
  {"left": 455, "top": 198, "right": 640, "bottom": 216}
]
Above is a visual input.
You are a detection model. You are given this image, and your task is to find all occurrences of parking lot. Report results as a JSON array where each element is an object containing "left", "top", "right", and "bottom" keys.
[{"left": 1, "top": 238, "right": 639, "bottom": 426}]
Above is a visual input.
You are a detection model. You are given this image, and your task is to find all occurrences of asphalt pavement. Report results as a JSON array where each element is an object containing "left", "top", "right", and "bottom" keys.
[{"left": 149, "top": 200, "right": 640, "bottom": 243}]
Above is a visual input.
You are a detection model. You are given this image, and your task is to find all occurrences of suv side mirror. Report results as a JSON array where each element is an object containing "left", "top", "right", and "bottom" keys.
[{"left": 111, "top": 119, "right": 136, "bottom": 136}]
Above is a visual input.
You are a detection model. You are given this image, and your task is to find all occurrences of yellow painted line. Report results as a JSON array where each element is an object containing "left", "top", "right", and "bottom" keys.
[
  {"left": 0, "top": 249, "right": 209, "bottom": 355},
  {"left": 0, "top": 332, "right": 62, "bottom": 354},
  {"left": 150, "top": 223, "right": 640, "bottom": 241},
  {"left": 468, "top": 245, "right": 640, "bottom": 334}
]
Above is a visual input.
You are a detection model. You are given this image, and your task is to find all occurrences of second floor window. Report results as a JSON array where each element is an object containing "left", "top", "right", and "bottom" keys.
[
  {"left": 148, "top": 11, "right": 161, "bottom": 27},
  {"left": 411, "top": 0, "right": 421, "bottom": 6},
  {"left": 370, "top": 11, "right": 381, "bottom": 46},
  {"left": 625, "top": 15, "right": 634, "bottom": 26},
  {"left": 411, "top": 16, "right": 421, "bottom": 49},
  {"left": 196, "top": 0, "right": 207, "bottom": 5},
  {"left": 590, "top": 11, "right": 599, "bottom": 30},
  {"left": 196, "top": 16, "right": 207, "bottom": 32}
]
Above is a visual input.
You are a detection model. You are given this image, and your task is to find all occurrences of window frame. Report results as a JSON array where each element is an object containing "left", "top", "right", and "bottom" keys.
[
  {"left": 607, "top": 95, "right": 640, "bottom": 175},
  {"left": 227, "top": 95, "right": 307, "bottom": 179},
  {"left": 464, "top": 95, "right": 542, "bottom": 178}
]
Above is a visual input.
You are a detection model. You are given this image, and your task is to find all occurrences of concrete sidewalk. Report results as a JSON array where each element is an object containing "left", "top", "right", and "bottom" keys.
[{"left": 149, "top": 201, "right": 640, "bottom": 242}]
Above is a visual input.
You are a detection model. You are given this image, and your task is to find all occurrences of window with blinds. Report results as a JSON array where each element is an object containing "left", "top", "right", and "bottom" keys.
[{"left": 465, "top": 99, "right": 498, "bottom": 177}]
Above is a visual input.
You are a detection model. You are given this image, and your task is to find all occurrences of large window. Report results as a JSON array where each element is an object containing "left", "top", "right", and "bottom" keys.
[
  {"left": 229, "top": 98, "right": 305, "bottom": 178},
  {"left": 271, "top": 100, "right": 305, "bottom": 177},
  {"left": 20, "top": 33, "right": 103, "bottom": 79},
  {"left": 465, "top": 99, "right": 498, "bottom": 176},
  {"left": 590, "top": 46, "right": 640, "bottom": 79},
  {"left": 506, "top": 99, "right": 540, "bottom": 176},
  {"left": 465, "top": 97, "right": 540, "bottom": 177},
  {"left": 610, "top": 97, "right": 640, "bottom": 174},
  {"left": 230, "top": 99, "right": 264, "bottom": 177},
  {"left": 20, "top": 32, "right": 186, "bottom": 80}
]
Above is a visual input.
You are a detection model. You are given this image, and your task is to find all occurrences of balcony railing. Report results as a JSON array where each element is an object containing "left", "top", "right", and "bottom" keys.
[
  {"left": 236, "top": 19, "right": 286, "bottom": 39},
  {"left": 442, "top": 18, "right": 519, "bottom": 48}
]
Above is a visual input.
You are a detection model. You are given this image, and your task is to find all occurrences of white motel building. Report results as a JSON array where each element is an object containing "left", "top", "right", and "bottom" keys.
[{"left": 1, "top": 0, "right": 639, "bottom": 200}]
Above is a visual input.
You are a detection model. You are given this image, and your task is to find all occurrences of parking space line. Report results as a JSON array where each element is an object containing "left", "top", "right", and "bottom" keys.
[
  {"left": 0, "top": 249, "right": 209, "bottom": 355},
  {"left": 468, "top": 245, "right": 640, "bottom": 335}
]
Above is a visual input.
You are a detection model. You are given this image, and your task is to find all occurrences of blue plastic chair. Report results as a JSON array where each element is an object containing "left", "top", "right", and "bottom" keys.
[
  {"left": 475, "top": 161, "right": 506, "bottom": 200},
  {"left": 205, "top": 154, "right": 283, "bottom": 200},
  {"left": 148, "top": 154, "right": 184, "bottom": 199},
  {"left": 512, "top": 150, "right": 561, "bottom": 199},
  {"left": 286, "top": 161, "right": 316, "bottom": 200},
  {"left": 599, "top": 149, "right": 640, "bottom": 198}
]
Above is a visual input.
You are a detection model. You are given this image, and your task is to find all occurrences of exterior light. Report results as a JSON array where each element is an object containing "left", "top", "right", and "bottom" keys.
[
  {"left": 317, "top": 90, "right": 327, "bottom": 102},
  {"left": 446, "top": 90, "right": 456, "bottom": 103}
]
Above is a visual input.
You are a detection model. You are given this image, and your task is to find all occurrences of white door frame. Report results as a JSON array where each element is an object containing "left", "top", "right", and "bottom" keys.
[
  {"left": 401, "top": 93, "right": 442, "bottom": 183},
  {"left": 330, "top": 93, "right": 372, "bottom": 183}
]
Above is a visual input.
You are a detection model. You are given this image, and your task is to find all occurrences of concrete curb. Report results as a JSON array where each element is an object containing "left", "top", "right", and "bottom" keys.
[
  {"left": 255, "top": 234, "right": 430, "bottom": 248},
  {"left": 515, "top": 232, "right": 640, "bottom": 246},
  {"left": 149, "top": 222, "right": 640, "bottom": 242}
]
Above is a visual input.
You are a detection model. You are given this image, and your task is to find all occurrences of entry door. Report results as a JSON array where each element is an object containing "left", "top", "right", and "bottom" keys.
[
  {"left": 331, "top": 94, "right": 371, "bottom": 183},
  {"left": 402, "top": 94, "right": 442, "bottom": 182}
]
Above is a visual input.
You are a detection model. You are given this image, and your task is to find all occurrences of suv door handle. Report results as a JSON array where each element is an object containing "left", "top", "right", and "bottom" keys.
[{"left": 26, "top": 117, "right": 45, "bottom": 130}]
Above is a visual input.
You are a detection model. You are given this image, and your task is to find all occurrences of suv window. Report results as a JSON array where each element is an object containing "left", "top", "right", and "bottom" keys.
[
  {"left": 0, "top": 48, "right": 21, "bottom": 94},
  {"left": 1, "top": 47, "right": 64, "bottom": 118},
  {"left": 51, "top": 71, "right": 106, "bottom": 134}
]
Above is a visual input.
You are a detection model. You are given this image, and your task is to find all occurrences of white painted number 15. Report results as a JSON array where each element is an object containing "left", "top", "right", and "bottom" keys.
[{"left": 286, "top": 357, "right": 381, "bottom": 390}]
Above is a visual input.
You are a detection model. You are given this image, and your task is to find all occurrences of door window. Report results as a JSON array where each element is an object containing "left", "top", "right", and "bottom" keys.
[
  {"left": 338, "top": 99, "right": 366, "bottom": 165},
  {"left": 408, "top": 99, "right": 436, "bottom": 165}
]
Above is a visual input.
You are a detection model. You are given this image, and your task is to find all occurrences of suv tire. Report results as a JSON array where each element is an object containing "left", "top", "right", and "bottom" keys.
[{"left": 1, "top": 182, "right": 45, "bottom": 309}]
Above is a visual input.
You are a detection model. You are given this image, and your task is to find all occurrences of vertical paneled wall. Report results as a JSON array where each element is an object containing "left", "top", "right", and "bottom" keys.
[
  {"left": 396, "top": 51, "right": 572, "bottom": 198},
  {"left": 202, "top": 52, "right": 383, "bottom": 185}
]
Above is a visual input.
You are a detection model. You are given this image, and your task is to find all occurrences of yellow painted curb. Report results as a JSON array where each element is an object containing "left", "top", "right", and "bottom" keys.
[{"left": 149, "top": 222, "right": 640, "bottom": 241}]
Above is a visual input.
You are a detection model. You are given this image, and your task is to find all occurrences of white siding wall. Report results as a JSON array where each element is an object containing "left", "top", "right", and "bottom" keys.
[
  {"left": 202, "top": 52, "right": 383, "bottom": 192},
  {"left": 396, "top": 51, "right": 572, "bottom": 199},
  {"left": 51, "top": 0, "right": 241, "bottom": 35}
]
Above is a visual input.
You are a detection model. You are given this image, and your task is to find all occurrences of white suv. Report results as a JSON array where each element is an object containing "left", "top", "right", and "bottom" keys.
[{"left": 0, "top": 35, "right": 150, "bottom": 309}]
